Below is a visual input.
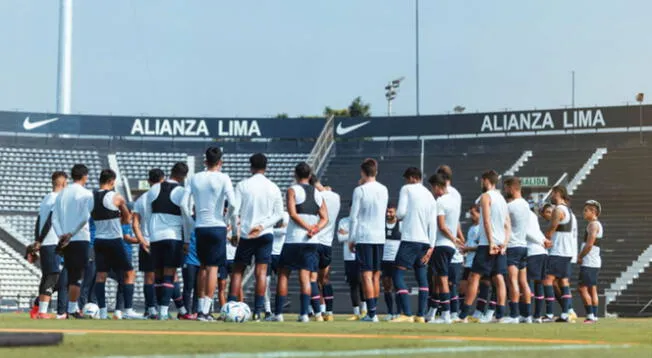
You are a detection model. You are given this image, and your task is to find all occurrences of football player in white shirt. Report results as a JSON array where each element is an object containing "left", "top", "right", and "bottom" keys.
[
  {"left": 578, "top": 200, "right": 603, "bottom": 324},
  {"left": 349, "top": 159, "right": 389, "bottom": 322},
  {"left": 544, "top": 185, "right": 576, "bottom": 323},
  {"left": 29, "top": 171, "right": 68, "bottom": 320},
  {"left": 337, "top": 207, "right": 368, "bottom": 320},
  {"left": 456, "top": 170, "right": 511, "bottom": 323},
  {"left": 263, "top": 212, "right": 288, "bottom": 320},
  {"left": 132, "top": 169, "right": 165, "bottom": 318},
  {"left": 52, "top": 164, "right": 94, "bottom": 319},
  {"left": 187, "top": 147, "right": 237, "bottom": 321},
  {"left": 391, "top": 168, "right": 437, "bottom": 323},
  {"left": 503, "top": 177, "right": 533, "bottom": 323},
  {"left": 381, "top": 204, "right": 401, "bottom": 321},
  {"left": 526, "top": 207, "right": 551, "bottom": 323},
  {"left": 310, "top": 176, "right": 341, "bottom": 321}
]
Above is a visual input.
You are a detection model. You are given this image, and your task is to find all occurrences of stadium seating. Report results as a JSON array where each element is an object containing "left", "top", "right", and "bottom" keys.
[
  {"left": 517, "top": 149, "right": 594, "bottom": 184},
  {"left": 117, "top": 151, "right": 189, "bottom": 182},
  {"left": 608, "top": 265, "right": 652, "bottom": 316},
  {"left": 0, "top": 239, "right": 41, "bottom": 308},
  {"left": 212, "top": 152, "right": 308, "bottom": 192},
  {"left": 0, "top": 215, "right": 36, "bottom": 246}
]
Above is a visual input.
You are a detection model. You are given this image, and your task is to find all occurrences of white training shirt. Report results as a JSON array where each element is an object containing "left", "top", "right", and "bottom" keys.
[
  {"left": 285, "top": 184, "right": 324, "bottom": 245},
  {"left": 52, "top": 183, "right": 94, "bottom": 242},
  {"left": 464, "top": 224, "right": 480, "bottom": 268},
  {"left": 37, "top": 192, "right": 60, "bottom": 246},
  {"left": 477, "top": 190, "right": 509, "bottom": 246},
  {"left": 507, "top": 198, "right": 530, "bottom": 248},
  {"left": 581, "top": 221, "right": 603, "bottom": 268},
  {"left": 226, "top": 239, "right": 237, "bottom": 261},
  {"left": 94, "top": 191, "right": 124, "bottom": 240},
  {"left": 570, "top": 212, "right": 579, "bottom": 263},
  {"left": 146, "top": 180, "right": 187, "bottom": 242},
  {"left": 396, "top": 183, "right": 437, "bottom": 247},
  {"left": 337, "top": 217, "right": 355, "bottom": 261},
  {"left": 349, "top": 181, "right": 388, "bottom": 245},
  {"left": 315, "top": 190, "right": 341, "bottom": 247},
  {"left": 187, "top": 170, "right": 235, "bottom": 228},
  {"left": 383, "top": 222, "right": 401, "bottom": 261},
  {"left": 436, "top": 190, "right": 461, "bottom": 248},
  {"left": 549, "top": 204, "right": 575, "bottom": 258},
  {"left": 132, "top": 193, "right": 150, "bottom": 242},
  {"left": 232, "top": 173, "right": 283, "bottom": 239},
  {"left": 272, "top": 212, "right": 289, "bottom": 256},
  {"left": 526, "top": 211, "right": 548, "bottom": 257}
]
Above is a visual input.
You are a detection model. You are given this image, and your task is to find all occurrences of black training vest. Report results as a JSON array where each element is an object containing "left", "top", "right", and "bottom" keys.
[
  {"left": 152, "top": 181, "right": 182, "bottom": 216},
  {"left": 91, "top": 190, "right": 121, "bottom": 221},
  {"left": 583, "top": 225, "right": 603, "bottom": 247},
  {"left": 385, "top": 221, "right": 401, "bottom": 240},
  {"left": 556, "top": 204, "right": 572, "bottom": 232},
  {"left": 295, "top": 184, "right": 320, "bottom": 215}
]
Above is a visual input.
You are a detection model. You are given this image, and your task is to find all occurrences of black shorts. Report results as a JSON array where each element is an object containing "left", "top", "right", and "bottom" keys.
[
  {"left": 394, "top": 242, "right": 429, "bottom": 271},
  {"left": 355, "top": 243, "right": 383, "bottom": 272},
  {"left": 432, "top": 246, "right": 456, "bottom": 276},
  {"left": 151, "top": 240, "right": 184, "bottom": 269},
  {"left": 267, "top": 255, "right": 281, "bottom": 276},
  {"left": 196, "top": 226, "right": 227, "bottom": 267},
  {"left": 546, "top": 255, "right": 572, "bottom": 279},
  {"left": 138, "top": 246, "right": 154, "bottom": 272},
  {"left": 218, "top": 260, "right": 233, "bottom": 280},
  {"left": 279, "top": 243, "right": 319, "bottom": 272},
  {"left": 235, "top": 234, "right": 273, "bottom": 266},
  {"left": 471, "top": 246, "right": 507, "bottom": 277},
  {"left": 579, "top": 267, "right": 599, "bottom": 287},
  {"left": 506, "top": 247, "right": 528, "bottom": 269},
  {"left": 94, "top": 239, "right": 133, "bottom": 273},
  {"left": 344, "top": 260, "right": 360, "bottom": 284},
  {"left": 63, "top": 241, "right": 90, "bottom": 272},
  {"left": 527, "top": 254, "right": 547, "bottom": 281},
  {"left": 448, "top": 262, "right": 463, "bottom": 285},
  {"left": 317, "top": 244, "right": 332, "bottom": 270},
  {"left": 39, "top": 245, "right": 61, "bottom": 275},
  {"left": 462, "top": 267, "right": 472, "bottom": 281},
  {"left": 381, "top": 260, "right": 395, "bottom": 278}
]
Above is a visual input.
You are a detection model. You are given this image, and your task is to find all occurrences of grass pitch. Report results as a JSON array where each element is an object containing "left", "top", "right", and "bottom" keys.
[{"left": 0, "top": 314, "right": 650, "bottom": 358}]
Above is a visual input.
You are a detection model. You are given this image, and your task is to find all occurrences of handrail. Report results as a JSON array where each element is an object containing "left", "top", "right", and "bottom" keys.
[{"left": 541, "top": 172, "right": 568, "bottom": 203}]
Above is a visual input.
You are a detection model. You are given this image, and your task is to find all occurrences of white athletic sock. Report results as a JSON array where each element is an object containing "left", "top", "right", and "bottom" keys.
[
  {"left": 203, "top": 296, "right": 212, "bottom": 314},
  {"left": 99, "top": 307, "right": 108, "bottom": 319},
  {"left": 159, "top": 305, "right": 169, "bottom": 317},
  {"left": 320, "top": 304, "right": 326, "bottom": 313},
  {"left": 67, "top": 301, "right": 78, "bottom": 314},
  {"left": 441, "top": 311, "right": 451, "bottom": 320},
  {"left": 148, "top": 306, "right": 158, "bottom": 316},
  {"left": 39, "top": 301, "right": 49, "bottom": 314},
  {"left": 198, "top": 298, "right": 206, "bottom": 314},
  {"left": 264, "top": 277, "right": 272, "bottom": 312},
  {"left": 361, "top": 302, "right": 368, "bottom": 312},
  {"left": 179, "top": 306, "right": 188, "bottom": 315}
]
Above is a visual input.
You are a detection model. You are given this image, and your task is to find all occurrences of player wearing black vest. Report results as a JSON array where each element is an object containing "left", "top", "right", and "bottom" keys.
[{"left": 381, "top": 205, "right": 401, "bottom": 320}]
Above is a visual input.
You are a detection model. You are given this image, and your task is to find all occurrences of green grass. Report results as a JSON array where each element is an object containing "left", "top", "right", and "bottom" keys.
[{"left": 0, "top": 314, "right": 650, "bottom": 358}]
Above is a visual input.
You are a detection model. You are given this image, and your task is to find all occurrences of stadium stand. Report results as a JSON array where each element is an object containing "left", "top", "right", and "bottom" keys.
[
  {"left": 117, "top": 151, "right": 188, "bottom": 182},
  {"left": 517, "top": 149, "right": 594, "bottom": 183},
  {"left": 0, "top": 239, "right": 41, "bottom": 308},
  {"left": 609, "top": 265, "right": 652, "bottom": 316}
]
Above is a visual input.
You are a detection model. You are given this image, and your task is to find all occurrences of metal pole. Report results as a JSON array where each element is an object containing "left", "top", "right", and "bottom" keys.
[
  {"left": 415, "top": 0, "right": 420, "bottom": 116},
  {"left": 388, "top": 98, "right": 392, "bottom": 117},
  {"left": 420, "top": 138, "right": 425, "bottom": 177},
  {"left": 571, "top": 70, "right": 575, "bottom": 108},
  {"left": 640, "top": 102, "right": 643, "bottom": 144},
  {"left": 57, "top": 0, "right": 73, "bottom": 114}
]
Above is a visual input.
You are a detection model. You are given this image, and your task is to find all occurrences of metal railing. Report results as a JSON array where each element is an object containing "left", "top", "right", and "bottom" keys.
[{"left": 307, "top": 115, "right": 335, "bottom": 177}]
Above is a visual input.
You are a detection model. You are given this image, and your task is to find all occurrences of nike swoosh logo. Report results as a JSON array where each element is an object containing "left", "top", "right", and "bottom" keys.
[
  {"left": 23, "top": 116, "right": 60, "bottom": 130},
  {"left": 336, "top": 120, "right": 371, "bottom": 135}
]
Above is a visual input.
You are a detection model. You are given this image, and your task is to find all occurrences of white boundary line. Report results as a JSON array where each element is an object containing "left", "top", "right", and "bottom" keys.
[{"left": 103, "top": 344, "right": 631, "bottom": 358}]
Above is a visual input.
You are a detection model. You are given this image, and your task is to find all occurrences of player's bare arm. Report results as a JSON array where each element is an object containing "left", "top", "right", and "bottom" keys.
[{"left": 578, "top": 221, "right": 599, "bottom": 265}]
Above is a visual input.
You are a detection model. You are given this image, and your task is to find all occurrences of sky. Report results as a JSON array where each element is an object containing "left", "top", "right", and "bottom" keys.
[{"left": 0, "top": 0, "right": 651, "bottom": 118}]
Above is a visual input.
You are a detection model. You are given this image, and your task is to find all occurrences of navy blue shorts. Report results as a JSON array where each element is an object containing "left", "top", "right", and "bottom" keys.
[
  {"left": 432, "top": 246, "right": 456, "bottom": 275},
  {"left": 218, "top": 260, "right": 234, "bottom": 280},
  {"left": 138, "top": 246, "right": 154, "bottom": 272},
  {"left": 345, "top": 260, "right": 360, "bottom": 284},
  {"left": 527, "top": 254, "right": 547, "bottom": 281},
  {"left": 395, "top": 242, "right": 430, "bottom": 270},
  {"left": 381, "top": 260, "right": 395, "bottom": 278},
  {"left": 235, "top": 234, "right": 273, "bottom": 266},
  {"left": 579, "top": 266, "right": 599, "bottom": 286},
  {"left": 462, "top": 267, "right": 472, "bottom": 281},
  {"left": 355, "top": 243, "right": 383, "bottom": 272},
  {"left": 506, "top": 247, "right": 528, "bottom": 269},
  {"left": 63, "top": 241, "right": 90, "bottom": 272},
  {"left": 471, "top": 246, "right": 507, "bottom": 277},
  {"left": 267, "top": 255, "right": 281, "bottom": 276},
  {"left": 279, "top": 243, "right": 319, "bottom": 272},
  {"left": 151, "top": 240, "right": 183, "bottom": 269},
  {"left": 546, "top": 255, "right": 572, "bottom": 279},
  {"left": 195, "top": 226, "right": 227, "bottom": 267},
  {"left": 448, "top": 262, "right": 463, "bottom": 284},
  {"left": 94, "top": 239, "right": 133, "bottom": 273},
  {"left": 39, "top": 245, "right": 61, "bottom": 275},
  {"left": 317, "top": 244, "right": 332, "bottom": 269}
]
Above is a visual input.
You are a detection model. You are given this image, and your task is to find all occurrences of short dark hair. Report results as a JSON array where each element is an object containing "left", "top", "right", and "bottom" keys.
[
  {"left": 205, "top": 147, "right": 223, "bottom": 167},
  {"left": 540, "top": 203, "right": 554, "bottom": 214},
  {"left": 481, "top": 170, "right": 499, "bottom": 185},
  {"left": 71, "top": 164, "right": 88, "bottom": 181},
  {"left": 294, "top": 162, "right": 312, "bottom": 180},
  {"left": 469, "top": 203, "right": 479, "bottom": 212},
  {"left": 551, "top": 185, "right": 571, "bottom": 203},
  {"left": 503, "top": 176, "right": 521, "bottom": 189},
  {"left": 403, "top": 167, "right": 422, "bottom": 180},
  {"left": 148, "top": 168, "right": 165, "bottom": 184},
  {"left": 387, "top": 202, "right": 397, "bottom": 209},
  {"left": 436, "top": 165, "right": 453, "bottom": 181},
  {"left": 171, "top": 162, "right": 189, "bottom": 179},
  {"left": 360, "top": 158, "right": 378, "bottom": 177},
  {"left": 99, "top": 169, "right": 116, "bottom": 185},
  {"left": 51, "top": 171, "right": 68, "bottom": 185},
  {"left": 250, "top": 153, "right": 267, "bottom": 171},
  {"left": 428, "top": 173, "right": 447, "bottom": 188},
  {"left": 309, "top": 174, "right": 319, "bottom": 186}
]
